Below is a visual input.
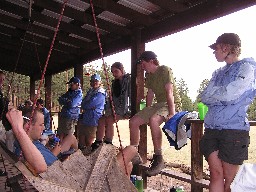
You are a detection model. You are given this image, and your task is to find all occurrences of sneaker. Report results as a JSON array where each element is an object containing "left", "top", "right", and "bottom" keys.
[
  {"left": 145, "top": 154, "right": 164, "bottom": 176},
  {"left": 91, "top": 140, "right": 103, "bottom": 152}
]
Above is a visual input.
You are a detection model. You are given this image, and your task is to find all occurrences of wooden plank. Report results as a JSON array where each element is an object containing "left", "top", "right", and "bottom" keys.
[
  {"left": 84, "top": 144, "right": 115, "bottom": 192},
  {"left": 0, "top": 142, "right": 18, "bottom": 164},
  {"left": 140, "top": 163, "right": 209, "bottom": 189},
  {"left": 191, "top": 121, "right": 204, "bottom": 192}
]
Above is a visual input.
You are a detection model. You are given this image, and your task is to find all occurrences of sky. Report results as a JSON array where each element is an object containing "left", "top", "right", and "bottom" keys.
[{"left": 89, "top": 5, "right": 256, "bottom": 101}]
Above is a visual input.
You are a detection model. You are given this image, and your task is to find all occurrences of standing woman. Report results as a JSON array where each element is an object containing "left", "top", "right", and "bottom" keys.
[
  {"left": 199, "top": 33, "right": 256, "bottom": 192},
  {"left": 91, "top": 62, "right": 131, "bottom": 150},
  {"left": 77, "top": 74, "right": 106, "bottom": 148}
]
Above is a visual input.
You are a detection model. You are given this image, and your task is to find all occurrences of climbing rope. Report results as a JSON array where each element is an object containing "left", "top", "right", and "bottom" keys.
[
  {"left": 30, "top": 0, "right": 68, "bottom": 119},
  {"left": 89, "top": 0, "right": 128, "bottom": 176}
]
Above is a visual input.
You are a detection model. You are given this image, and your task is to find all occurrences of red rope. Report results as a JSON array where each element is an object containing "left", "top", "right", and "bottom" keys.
[
  {"left": 30, "top": 0, "right": 68, "bottom": 119},
  {"left": 89, "top": 0, "right": 128, "bottom": 176}
]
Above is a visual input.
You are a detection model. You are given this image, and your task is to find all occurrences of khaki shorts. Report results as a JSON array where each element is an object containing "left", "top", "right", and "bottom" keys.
[
  {"left": 135, "top": 102, "right": 169, "bottom": 124},
  {"left": 199, "top": 129, "right": 250, "bottom": 165},
  {"left": 58, "top": 117, "right": 77, "bottom": 135},
  {"left": 77, "top": 120, "right": 97, "bottom": 139}
]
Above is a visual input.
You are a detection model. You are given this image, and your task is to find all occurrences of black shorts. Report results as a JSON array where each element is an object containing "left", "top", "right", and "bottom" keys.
[{"left": 199, "top": 129, "right": 250, "bottom": 165}]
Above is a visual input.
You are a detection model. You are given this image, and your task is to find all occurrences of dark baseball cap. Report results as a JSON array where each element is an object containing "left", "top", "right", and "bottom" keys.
[
  {"left": 137, "top": 51, "right": 157, "bottom": 64},
  {"left": 209, "top": 33, "right": 241, "bottom": 50},
  {"left": 66, "top": 77, "right": 80, "bottom": 84}
]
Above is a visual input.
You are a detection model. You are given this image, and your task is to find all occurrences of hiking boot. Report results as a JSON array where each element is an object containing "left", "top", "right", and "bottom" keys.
[
  {"left": 104, "top": 140, "right": 113, "bottom": 145},
  {"left": 131, "top": 152, "right": 143, "bottom": 165},
  {"left": 145, "top": 154, "right": 164, "bottom": 177},
  {"left": 91, "top": 140, "right": 103, "bottom": 152}
]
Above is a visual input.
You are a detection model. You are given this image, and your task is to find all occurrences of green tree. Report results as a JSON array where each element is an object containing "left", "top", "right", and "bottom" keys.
[
  {"left": 176, "top": 78, "right": 195, "bottom": 111},
  {"left": 195, "top": 79, "right": 209, "bottom": 103}
]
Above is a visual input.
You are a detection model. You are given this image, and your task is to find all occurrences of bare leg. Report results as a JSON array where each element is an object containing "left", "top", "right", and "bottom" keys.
[
  {"left": 105, "top": 115, "right": 122, "bottom": 142},
  {"left": 208, "top": 150, "right": 225, "bottom": 192},
  {"left": 78, "top": 134, "right": 86, "bottom": 147},
  {"left": 61, "top": 134, "right": 78, "bottom": 152},
  {"left": 96, "top": 116, "right": 106, "bottom": 141},
  {"left": 85, "top": 135, "right": 95, "bottom": 147},
  {"left": 129, "top": 115, "right": 145, "bottom": 146},
  {"left": 116, "top": 145, "right": 138, "bottom": 176},
  {"left": 148, "top": 114, "right": 164, "bottom": 152},
  {"left": 223, "top": 161, "right": 239, "bottom": 192},
  {"left": 105, "top": 115, "right": 115, "bottom": 142}
]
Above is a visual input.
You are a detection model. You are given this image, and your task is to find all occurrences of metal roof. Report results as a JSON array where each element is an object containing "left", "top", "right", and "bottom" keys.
[{"left": 0, "top": 0, "right": 255, "bottom": 79}]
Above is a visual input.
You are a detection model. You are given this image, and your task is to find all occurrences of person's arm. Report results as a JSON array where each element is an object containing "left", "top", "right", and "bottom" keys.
[
  {"left": 67, "top": 90, "right": 83, "bottom": 108},
  {"left": 6, "top": 109, "right": 47, "bottom": 173},
  {"left": 146, "top": 89, "right": 154, "bottom": 107},
  {"left": 165, "top": 82, "right": 175, "bottom": 119},
  {"left": 83, "top": 93, "right": 105, "bottom": 110},
  {"left": 202, "top": 63, "right": 255, "bottom": 105},
  {"left": 58, "top": 92, "right": 69, "bottom": 106}
]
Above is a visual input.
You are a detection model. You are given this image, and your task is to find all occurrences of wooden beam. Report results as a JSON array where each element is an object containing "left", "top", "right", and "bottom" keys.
[
  {"left": 0, "top": 0, "right": 98, "bottom": 43},
  {"left": 33, "top": 0, "right": 131, "bottom": 36},
  {"left": 86, "top": 0, "right": 156, "bottom": 26},
  {"left": 142, "top": 0, "right": 256, "bottom": 42},
  {"left": 147, "top": 0, "right": 188, "bottom": 12}
]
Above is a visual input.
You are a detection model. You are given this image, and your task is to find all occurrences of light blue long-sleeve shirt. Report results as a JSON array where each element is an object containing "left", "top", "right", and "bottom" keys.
[
  {"left": 201, "top": 58, "right": 256, "bottom": 131},
  {"left": 80, "top": 87, "right": 106, "bottom": 126}
]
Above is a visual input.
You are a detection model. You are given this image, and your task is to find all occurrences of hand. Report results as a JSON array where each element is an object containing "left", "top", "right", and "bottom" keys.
[
  {"left": 165, "top": 114, "right": 173, "bottom": 121},
  {"left": 6, "top": 108, "right": 23, "bottom": 132},
  {"left": 51, "top": 142, "right": 61, "bottom": 156}
]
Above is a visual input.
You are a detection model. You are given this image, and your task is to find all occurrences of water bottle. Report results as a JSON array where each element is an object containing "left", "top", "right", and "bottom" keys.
[
  {"left": 130, "top": 175, "right": 136, "bottom": 185},
  {"left": 135, "top": 176, "right": 143, "bottom": 192},
  {"left": 170, "top": 186, "right": 176, "bottom": 192},
  {"left": 176, "top": 185, "right": 184, "bottom": 192}
]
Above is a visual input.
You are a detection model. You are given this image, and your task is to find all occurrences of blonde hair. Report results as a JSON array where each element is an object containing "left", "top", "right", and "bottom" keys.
[{"left": 220, "top": 44, "right": 241, "bottom": 57}]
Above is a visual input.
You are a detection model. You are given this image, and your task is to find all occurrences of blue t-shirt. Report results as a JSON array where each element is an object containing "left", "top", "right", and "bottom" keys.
[
  {"left": 33, "top": 140, "right": 58, "bottom": 166},
  {"left": 14, "top": 140, "right": 58, "bottom": 166}
]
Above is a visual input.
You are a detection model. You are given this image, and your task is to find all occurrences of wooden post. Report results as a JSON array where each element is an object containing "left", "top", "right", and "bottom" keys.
[
  {"left": 74, "top": 64, "right": 84, "bottom": 91},
  {"left": 74, "top": 64, "right": 83, "bottom": 138},
  {"left": 29, "top": 76, "right": 35, "bottom": 102},
  {"left": 131, "top": 28, "right": 148, "bottom": 188},
  {"left": 190, "top": 119, "right": 204, "bottom": 192},
  {"left": 44, "top": 75, "right": 52, "bottom": 111}
]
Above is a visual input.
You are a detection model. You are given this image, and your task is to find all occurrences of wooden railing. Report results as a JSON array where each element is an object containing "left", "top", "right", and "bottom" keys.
[{"left": 140, "top": 120, "right": 256, "bottom": 192}]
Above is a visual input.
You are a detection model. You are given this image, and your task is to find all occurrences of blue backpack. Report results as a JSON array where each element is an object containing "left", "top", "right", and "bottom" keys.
[{"left": 162, "top": 111, "right": 192, "bottom": 150}]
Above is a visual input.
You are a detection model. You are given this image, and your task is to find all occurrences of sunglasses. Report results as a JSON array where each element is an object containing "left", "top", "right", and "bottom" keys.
[{"left": 23, "top": 116, "right": 30, "bottom": 123}]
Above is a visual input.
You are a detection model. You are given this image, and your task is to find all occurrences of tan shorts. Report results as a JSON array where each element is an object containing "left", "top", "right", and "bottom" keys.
[
  {"left": 135, "top": 102, "right": 169, "bottom": 124},
  {"left": 58, "top": 117, "right": 77, "bottom": 135},
  {"left": 77, "top": 121, "right": 97, "bottom": 139}
]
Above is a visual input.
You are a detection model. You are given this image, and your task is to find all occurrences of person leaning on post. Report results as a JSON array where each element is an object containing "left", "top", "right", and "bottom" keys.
[
  {"left": 199, "top": 33, "right": 256, "bottom": 192},
  {"left": 57, "top": 77, "right": 83, "bottom": 142}
]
